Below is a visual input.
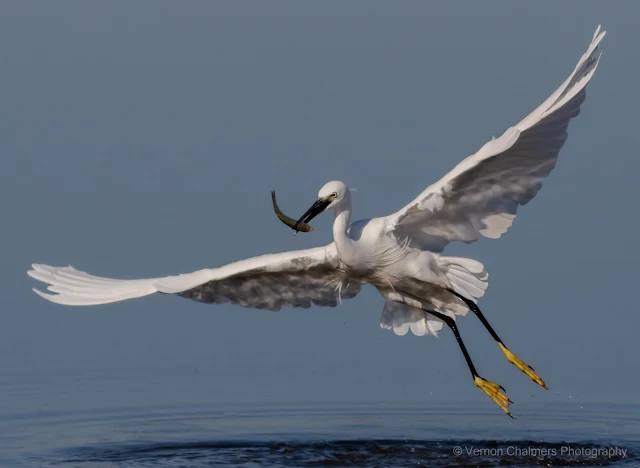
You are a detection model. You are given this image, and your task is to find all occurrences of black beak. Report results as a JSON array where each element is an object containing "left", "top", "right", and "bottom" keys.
[{"left": 295, "top": 198, "right": 331, "bottom": 230}]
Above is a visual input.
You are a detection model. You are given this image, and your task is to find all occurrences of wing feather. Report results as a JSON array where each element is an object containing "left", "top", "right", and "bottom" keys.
[
  {"left": 385, "top": 26, "right": 605, "bottom": 251},
  {"left": 28, "top": 244, "right": 360, "bottom": 310}
]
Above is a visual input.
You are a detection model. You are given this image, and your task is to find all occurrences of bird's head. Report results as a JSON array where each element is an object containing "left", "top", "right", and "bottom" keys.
[{"left": 295, "top": 180, "right": 349, "bottom": 228}]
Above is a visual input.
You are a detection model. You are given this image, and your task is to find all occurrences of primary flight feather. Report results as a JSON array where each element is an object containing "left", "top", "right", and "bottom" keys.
[{"left": 28, "top": 26, "right": 606, "bottom": 416}]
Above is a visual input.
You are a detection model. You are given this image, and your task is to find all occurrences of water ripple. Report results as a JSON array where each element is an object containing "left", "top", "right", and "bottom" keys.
[
  {"left": 2, "top": 402, "right": 638, "bottom": 467},
  {"left": 58, "top": 439, "right": 636, "bottom": 467}
]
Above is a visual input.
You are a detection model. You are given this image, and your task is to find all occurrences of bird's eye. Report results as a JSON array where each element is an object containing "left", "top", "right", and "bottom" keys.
[{"left": 331, "top": 192, "right": 338, "bottom": 199}]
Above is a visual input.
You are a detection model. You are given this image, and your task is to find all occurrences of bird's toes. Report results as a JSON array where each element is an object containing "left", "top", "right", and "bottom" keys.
[
  {"left": 474, "top": 376, "right": 513, "bottom": 417},
  {"left": 498, "top": 343, "right": 548, "bottom": 389}
]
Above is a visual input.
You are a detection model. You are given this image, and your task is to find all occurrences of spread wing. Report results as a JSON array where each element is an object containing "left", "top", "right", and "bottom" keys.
[
  {"left": 28, "top": 244, "right": 361, "bottom": 310},
  {"left": 385, "top": 26, "right": 605, "bottom": 251}
]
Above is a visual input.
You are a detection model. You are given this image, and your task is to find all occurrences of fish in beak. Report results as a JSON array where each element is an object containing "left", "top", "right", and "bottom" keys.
[
  {"left": 271, "top": 190, "right": 313, "bottom": 233},
  {"left": 294, "top": 197, "right": 332, "bottom": 231}
]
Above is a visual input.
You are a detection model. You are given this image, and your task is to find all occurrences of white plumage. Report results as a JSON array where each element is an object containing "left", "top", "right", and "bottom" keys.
[
  {"left": 28, "top": 27, "right": 605, "bottom": 416},
  {"left": 388, "top": 26, "right": 604, "bottom": 251}
]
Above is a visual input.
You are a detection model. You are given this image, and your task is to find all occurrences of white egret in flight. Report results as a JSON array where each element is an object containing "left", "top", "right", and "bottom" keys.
[{"left": 28, "top": 27, "right": 605, "bottom": 416}]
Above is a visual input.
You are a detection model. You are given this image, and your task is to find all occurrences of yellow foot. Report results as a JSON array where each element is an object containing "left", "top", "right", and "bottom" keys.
[
  {"left": 474, "top": 376, "right": 513, "bottom": 417},
  {"left": 499, "top": 343, "right": 548, "bottom": 389}
]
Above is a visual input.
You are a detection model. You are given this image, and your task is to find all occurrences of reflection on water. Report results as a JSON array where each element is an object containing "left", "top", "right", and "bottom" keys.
[{"left": 1, "top": 402, "right": 638, "bottom": 467}]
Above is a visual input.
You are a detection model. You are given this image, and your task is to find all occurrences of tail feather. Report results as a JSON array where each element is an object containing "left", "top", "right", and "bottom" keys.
[
  {"left": 380, "top": 299, "right": 445, "bottom": 337},
  {"left": 439, "top": 256, "right": 489, "bottom": 303},
  {"left": 380, "top": 256, "right": 488, "bottom": 338},
  {"left": 441, "top": 256, "right": 485, "bottom": 274},
  {"left": 446, "top": 269, "right": 487, "bottom": 299}
]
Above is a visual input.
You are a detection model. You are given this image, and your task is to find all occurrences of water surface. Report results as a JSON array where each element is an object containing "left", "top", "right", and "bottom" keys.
[{"left": 2, "top": 400, "right": 637, "bottom": 467}]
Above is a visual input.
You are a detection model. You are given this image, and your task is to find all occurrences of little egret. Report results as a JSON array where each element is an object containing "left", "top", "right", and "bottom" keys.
[{"left": 28, "top": 26, "right": 605, "bottom": 416}]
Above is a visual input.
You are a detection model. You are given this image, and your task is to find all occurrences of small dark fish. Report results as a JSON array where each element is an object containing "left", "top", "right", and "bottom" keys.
[{"left": 271, "top": 190, "right": 313, "bottom": 233}]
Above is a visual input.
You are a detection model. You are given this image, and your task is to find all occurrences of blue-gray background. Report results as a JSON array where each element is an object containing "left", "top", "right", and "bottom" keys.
[{"left": 2, "top": 1, "right": 638, "bottom": 417}]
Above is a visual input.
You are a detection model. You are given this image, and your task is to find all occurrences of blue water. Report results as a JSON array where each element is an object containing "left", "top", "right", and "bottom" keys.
[{"left": 1, "top": 399, "right": 638, "bottom": 467}]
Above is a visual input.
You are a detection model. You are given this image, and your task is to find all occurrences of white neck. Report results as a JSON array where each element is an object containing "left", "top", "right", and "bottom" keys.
[{"left": 332, "top": 193, "right": 354, "bottom": 259}]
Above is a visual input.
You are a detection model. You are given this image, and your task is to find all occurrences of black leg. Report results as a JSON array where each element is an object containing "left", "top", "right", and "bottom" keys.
[
  {"left": 424, "top": 308, "right": 481, "bottom": 381},
  {"left": 394, "top": 300, "right": 512, "bottom": 417},
  {"left": 447, "top": 289, "right": 504, "bottom": 344},
  {"left": 447, "top": 288, "right": 547, "bottom": 390}
]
